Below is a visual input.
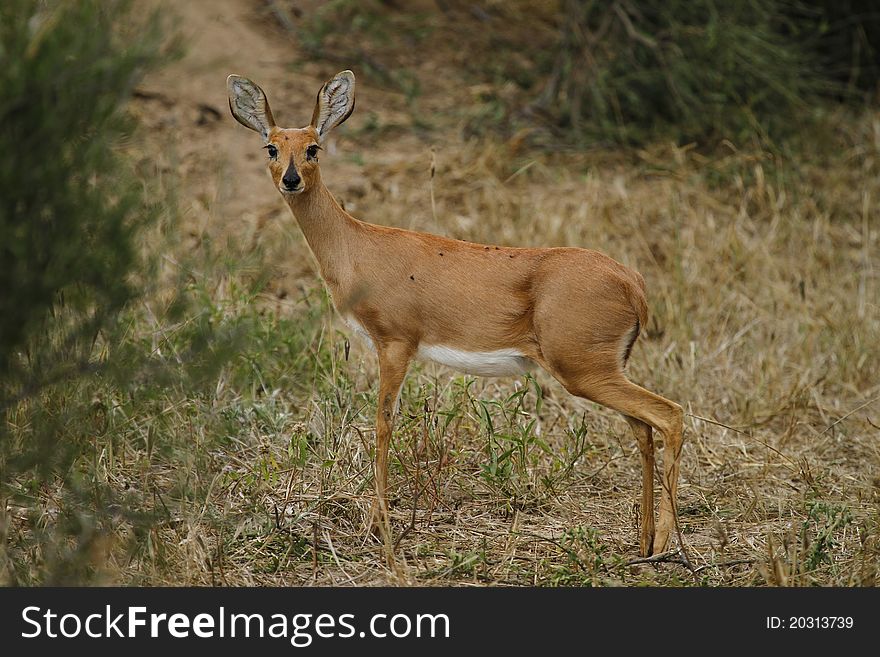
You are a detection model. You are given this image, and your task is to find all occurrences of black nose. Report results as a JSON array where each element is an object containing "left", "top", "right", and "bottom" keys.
[{"left": 282, "top": 170, "right": 301, "bottom": 190}]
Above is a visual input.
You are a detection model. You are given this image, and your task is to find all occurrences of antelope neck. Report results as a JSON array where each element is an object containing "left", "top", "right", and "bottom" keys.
[{"left": 284, "top": 180, "right": 359, "bottom": 290}]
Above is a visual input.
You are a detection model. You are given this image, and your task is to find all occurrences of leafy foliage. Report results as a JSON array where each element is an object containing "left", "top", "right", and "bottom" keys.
[
  {"left": 0, "top": 0, "right": 163, "bottom": 377},
  {"left": 0, "top": 0, "right": 230, "bottom": 584}
]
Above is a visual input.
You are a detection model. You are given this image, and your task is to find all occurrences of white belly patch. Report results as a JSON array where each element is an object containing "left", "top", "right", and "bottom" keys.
[
  {"left": 342, "top": 315, "right": 532, "bottom": 378},
  {"left": 417, "top": 345, "right": 534, "bottom": 377}
]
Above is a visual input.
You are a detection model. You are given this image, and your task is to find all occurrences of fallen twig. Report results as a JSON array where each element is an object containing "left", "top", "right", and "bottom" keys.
[
  {"left": 819, "top": 395, "right": 880, "bottom": 435},
  {"left": 624, "top": 549, "right": 691, "bottom": 568}
]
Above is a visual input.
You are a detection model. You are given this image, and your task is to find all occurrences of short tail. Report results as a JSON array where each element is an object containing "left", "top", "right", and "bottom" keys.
[
  {"left": 621, "top": 276, "right": 648, "bottom": 366},
  {"left": 627, "top": 273, "right": 649, "bottom": 329},
  {"left": 621, "top": 318, "right": 640, "bottom": 366}
]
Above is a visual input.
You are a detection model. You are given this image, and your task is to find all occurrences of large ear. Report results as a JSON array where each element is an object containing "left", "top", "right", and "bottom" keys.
[
  {"left": 227, "top": 74, "right": 276, "bottom": 139},
  {"left": 310, "top": 70, "right": 355, "bottom": 142}
]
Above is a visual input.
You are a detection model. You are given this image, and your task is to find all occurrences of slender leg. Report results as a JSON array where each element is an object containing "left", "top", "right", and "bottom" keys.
[
  {"left": 553, "top": 369, "right": 683, "bottom": 555},
  {"left": 605, "top": 380, "right": 682, "bottom": 554},
  {"left": 623, "top": 415, "right": 655, "bottom": 557},
  {"left": 654, "top": 408, "right": 683, "bottom": 553},
  {"left": 369, "top": 340, "right": 413, "bottom": 536}
]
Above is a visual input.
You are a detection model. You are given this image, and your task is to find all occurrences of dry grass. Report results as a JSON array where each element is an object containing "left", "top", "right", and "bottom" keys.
[
  {"left": 111, "top": 123, "right": 879, "bottom": 586},
  {"left": 3, "top": 0, "right": 878, "bottom": 586}
]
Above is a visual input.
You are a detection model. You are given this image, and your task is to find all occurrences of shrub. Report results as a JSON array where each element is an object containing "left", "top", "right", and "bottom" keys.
[
  {"left": 0, "top": 0, "right": 165, "bottom": 381},
  {"left": 528, "top": 0, "right": 823, "bottom": 146},
  {"left": 0, "top": 0, "right": 168, "bottom": 583}
]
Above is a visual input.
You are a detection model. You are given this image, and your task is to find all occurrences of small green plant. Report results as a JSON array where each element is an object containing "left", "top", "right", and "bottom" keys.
[
  {"left": 543, "top": 526, "right": 609, "bottom": 586},
  {"left": 468, "top": 378, "right": 551, "bottom": 495},
  {"left": 803, "top": 500, "right": 853, "bottom": 572}
]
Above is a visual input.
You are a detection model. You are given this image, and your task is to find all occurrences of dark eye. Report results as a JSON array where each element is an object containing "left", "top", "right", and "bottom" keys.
[
  {"left": 266, "top": 144, "right": 278, "bottom": 159},
  {"left": 306, "top": 144, "right": 319, "bottom": 160}
]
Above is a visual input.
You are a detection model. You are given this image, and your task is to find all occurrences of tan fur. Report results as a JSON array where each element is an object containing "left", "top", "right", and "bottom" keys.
[{"left": 227, "top": 72, "right": 684, "bottom": 556}]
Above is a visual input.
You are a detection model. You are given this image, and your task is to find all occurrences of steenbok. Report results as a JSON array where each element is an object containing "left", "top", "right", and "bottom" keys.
[{"left": 227, "top": 70, "right": 683, "bottom": 556}]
